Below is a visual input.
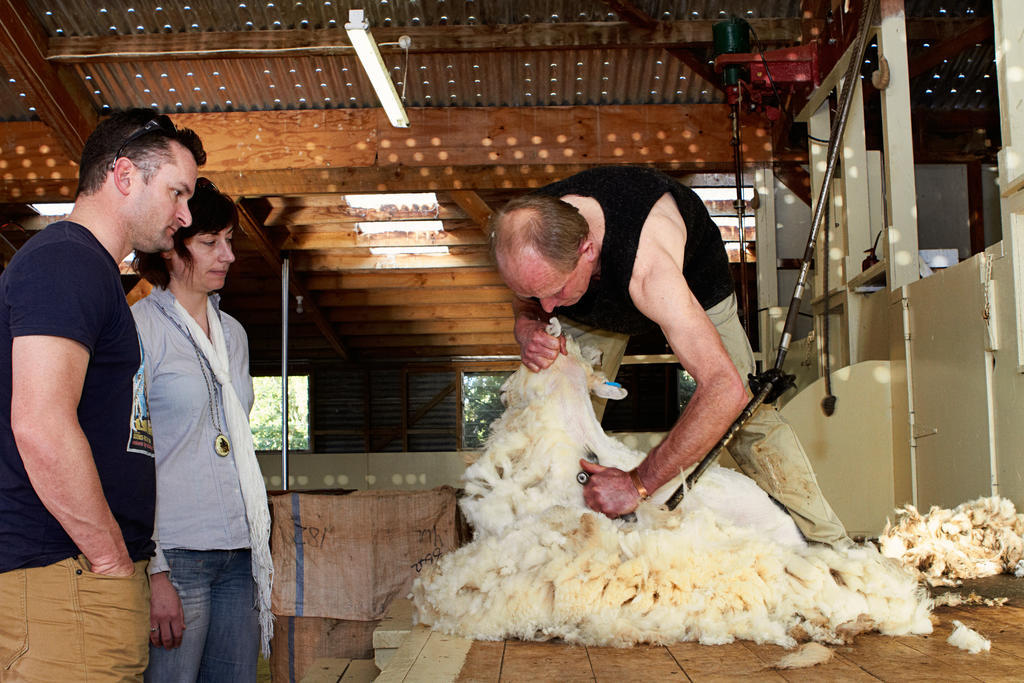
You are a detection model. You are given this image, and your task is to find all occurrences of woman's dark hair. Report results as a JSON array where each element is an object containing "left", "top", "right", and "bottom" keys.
[{"left": 133, "top": 178, "right": 237, "bottom": 288}]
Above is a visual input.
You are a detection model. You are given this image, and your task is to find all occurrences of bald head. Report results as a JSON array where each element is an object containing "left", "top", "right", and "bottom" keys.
[{"left": 490, "top": 194, "right": 589, "bottom": 276}]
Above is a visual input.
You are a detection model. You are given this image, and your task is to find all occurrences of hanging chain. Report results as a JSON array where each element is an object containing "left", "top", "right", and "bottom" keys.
[{"left": 153, "top": 300, "right": 228, "bottom": 450}]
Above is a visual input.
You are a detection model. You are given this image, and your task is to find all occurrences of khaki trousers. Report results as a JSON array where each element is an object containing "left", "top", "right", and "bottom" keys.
[
  {"left": 563, "top": 294, "right": 850, "bottom": 547},
  {"left": 0, "top": 555, "right": 150, "bottom": 682}
]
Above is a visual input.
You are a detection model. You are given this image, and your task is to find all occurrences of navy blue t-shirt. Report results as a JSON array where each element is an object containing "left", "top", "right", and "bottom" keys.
[{"left": 0, "top": 221, "right": 155, "bottom": 572}]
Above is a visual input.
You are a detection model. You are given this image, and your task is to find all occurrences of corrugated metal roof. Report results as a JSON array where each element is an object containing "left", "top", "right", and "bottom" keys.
[
  {"left": 27, "top": 1, "right": 803, "bottom": 37},
  {"left": 19, "top": 1, "right": 993, "bottom": 121},
  {"left": 905, "top": 0, "right": 988, "bottom": 18},
  {"left": 0, "top": 65, "right": 37, "bottom": 121},
  {"left": 72, "top": 45, "right": 722, "bottom": 115},
  {"left": 910, "top": 44, "right": 997, "bottom": 111}
]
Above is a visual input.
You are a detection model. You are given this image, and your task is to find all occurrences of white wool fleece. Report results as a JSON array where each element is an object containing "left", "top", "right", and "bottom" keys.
[{"left": 415, "top": 325, "right": 933, "bottom": 647}]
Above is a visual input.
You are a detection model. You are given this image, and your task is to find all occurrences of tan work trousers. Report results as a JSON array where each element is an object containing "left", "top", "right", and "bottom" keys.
[
  {"left": 0, "top": 555, "right": 151, "bottom": 682},
  {"left": 562, "top": 294, "right": 850, "bottom": 547}
]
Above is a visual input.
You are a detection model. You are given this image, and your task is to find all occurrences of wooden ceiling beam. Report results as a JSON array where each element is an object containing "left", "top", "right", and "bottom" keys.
[
  {"left": 599, "top": 1, "right": 656, "bottom": 29},
  {"left": 0, "top": 105, "right": 773, "bottom": 201},
  {"left": 47, "top": 20, "right": 805, "bottom": 64},
  {"left": 773, "top": 163, "right": 812, "bottom": 206},
  {"left": 597, "top": 2, "right": 724, "bottom": 95},
  {"left": 448, "top": 191, "right": 494, "bottom": 229},
  {"left": 284, "top": 220, "right": 480, "bottom": 234},
  {"left": 280, "top": 227, "right": 487, "bottom": 250},
  {"left": 905, "top": 17, "right": 994, "bottom": 43},
  {"left": 356, "top": 344, "right": 520, "bottom": 360},
  {"left": 664, "top": 47, "right": 725, "bottom": 95},
  {"left": 347, "top": 333, "right": 516, "bottom": 349},
  {"left": 293, "top": 248, "right": 492, "bottom": 272},
  {"left": 227, "top": 285, "right": 512, "bottom": 309},
  {"left": 305, "top": 269, "right": 504, "bottom": 290},
  {"left": 336, "top": 319, "right": 512, "bottom": 336},
  {"left": 265, "top": 205, "right": 446, "bottom": 227},
  {"left": 235, "top": 202, "right": 350, "bottom": 360},
  {"left": 325, "top": 302, "right": 512, "bottom": 322},
  {"left": 0, "top": 0, "right": 95, "bottom": 161},
  {"left": 316, "top": 286, "right": 512, "bottom": 308},
  {"left": 908, "top": 18, "right": 993, "bottom": 81}
]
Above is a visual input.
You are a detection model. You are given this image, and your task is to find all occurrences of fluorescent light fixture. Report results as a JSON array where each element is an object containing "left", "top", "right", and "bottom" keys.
[
  {"left": 357, "top": 220, "right": 444, "bottom": 235},
  {"left": 345, "top": 9, "right": 409, "bottom": 128},
  {"left": 370, "top": 246, "right": 449, "bottom": 255},
  {"left": 693, "top": 187, "right": 754, "bottom": 202},
  {"left": 29, "top": 202, "right": 74, "bottom": 216}
]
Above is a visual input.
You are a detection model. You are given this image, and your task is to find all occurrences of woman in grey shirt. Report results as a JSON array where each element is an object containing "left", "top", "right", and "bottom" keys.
[{"left": 132, "top": 179, "right": 272, "bottom": 681}]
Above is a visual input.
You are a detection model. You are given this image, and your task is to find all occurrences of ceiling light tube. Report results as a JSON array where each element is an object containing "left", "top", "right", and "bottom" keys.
[{"left": 345, "top": 9, "right": 409, "bottom": 128}]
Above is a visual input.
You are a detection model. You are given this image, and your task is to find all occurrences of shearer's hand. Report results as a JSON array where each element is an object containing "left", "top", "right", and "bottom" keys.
[
  {"left": 516, "top": 318, "right": 567, "bottom": 372},
  {"left": 579, "top": 459, "right": 640, "bottom": 518}
]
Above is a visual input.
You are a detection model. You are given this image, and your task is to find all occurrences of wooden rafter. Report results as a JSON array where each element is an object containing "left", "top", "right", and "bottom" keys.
[
  {"left": 235, "top": 202, "right": 350, "bottom": 360},
  {"left": 908, "top": 17, "right": 993, "bottom": 81},
  {"left": 599, "top": 1, "right": 656, "bottom": 29},
  {"left": 47, "top": 20, "right": 806, "bottom": 64},
  {"left": 335, "top": 319, "right": 511, "bottom": 336},
  {"left": 448, "top": 191, "right": 494, "bottom": 230},
  {"left": 0, "top": 105, "right": 773, "bottom": 202},
  {"left": 315, "top": 286, "right": 512, "bottom": 308},
  {"left": 598, "top": 1, "right": 725, "bottom": 95},
  {"left": 280, "top": 228, "right": 487, "bottom": 250},
  {"left": 305, "top": 270, "right": 503, "bottom": 290},
  {"left": 0, "top": 0, "right": 95, "bottom": 161},
  {"left": 293, "top": 247, "right": 492, "bottom": 272},
  {"left": 225, "top": 286, "right": 512, "bottom": 309},
  {"left": 774, "top": 163, "right": 812, "bottom": 206},
  {"left": 666, "top": 47, "right": 725, "bottom": 95}
]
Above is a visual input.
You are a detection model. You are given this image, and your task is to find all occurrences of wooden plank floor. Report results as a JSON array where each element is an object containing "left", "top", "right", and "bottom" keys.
[{"left": 379, "top": 604, "right": 1024, "bottom": 682}]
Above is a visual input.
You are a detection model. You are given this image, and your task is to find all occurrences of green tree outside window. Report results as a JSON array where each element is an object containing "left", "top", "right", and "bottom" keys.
[{"left": 250, "top": 375, "right": 310, "bottom": 451}]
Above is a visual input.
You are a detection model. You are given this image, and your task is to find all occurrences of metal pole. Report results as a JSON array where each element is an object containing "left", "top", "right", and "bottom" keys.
[
  {"left": 731, "top": 100, "right": 752, "bottom": 334},
  {"left": 774, "top": 0, "right": 877, "bottom": 372},
  {"left": 281, "top": 252, "right": 290, "bottom": 490}
]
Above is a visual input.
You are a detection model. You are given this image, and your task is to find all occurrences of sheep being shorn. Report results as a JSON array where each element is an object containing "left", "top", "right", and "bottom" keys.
[{"left": 412, "top": 321, "right": 932, "bottom": 647}]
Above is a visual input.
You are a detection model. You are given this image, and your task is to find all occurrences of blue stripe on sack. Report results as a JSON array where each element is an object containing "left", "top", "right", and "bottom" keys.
[
  {"left": 288, "top": 616, "right": 296, "bottom": 683},
  {"left": 291, "top": 492, "right": 305, "bottom": 616}
]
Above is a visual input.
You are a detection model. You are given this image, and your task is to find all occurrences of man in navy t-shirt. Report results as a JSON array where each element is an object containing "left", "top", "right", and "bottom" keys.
[{"left": 0, "top": 109, "right": 205, "bottom": 679}]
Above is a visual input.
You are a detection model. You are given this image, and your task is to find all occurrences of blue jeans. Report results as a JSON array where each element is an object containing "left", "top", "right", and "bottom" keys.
[{"left": 145, "top": 549, "right": 258, "bottom": 683}]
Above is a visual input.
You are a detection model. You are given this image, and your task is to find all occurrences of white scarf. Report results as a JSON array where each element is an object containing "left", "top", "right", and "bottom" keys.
[{"left": 173, "top": 296, "right": 274, "bottom": 657}]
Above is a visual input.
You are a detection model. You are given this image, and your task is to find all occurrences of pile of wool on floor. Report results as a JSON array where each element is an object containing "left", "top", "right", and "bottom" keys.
[
  {"left": 878, "top": 496, "right": 1024, "bottom": 587},
  {"left": 411, "top": 322, "right": 932, "bottom": 648}
]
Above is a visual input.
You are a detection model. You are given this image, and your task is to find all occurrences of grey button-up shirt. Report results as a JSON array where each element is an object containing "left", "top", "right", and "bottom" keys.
[{"left": 132, "top": 287, "right": 254, "bottom": 574}]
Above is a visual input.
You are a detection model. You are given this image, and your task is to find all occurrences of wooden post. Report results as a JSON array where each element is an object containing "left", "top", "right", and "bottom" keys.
[{"left": 879, "top": 0, "right": 920, "bottom": 290}]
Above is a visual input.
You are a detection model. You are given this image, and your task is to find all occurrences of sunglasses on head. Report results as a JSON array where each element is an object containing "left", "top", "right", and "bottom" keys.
[
  {"left": 195, "top": 177, "right": 218, "bottom": 192},
  {"left": 111, "top": 114, "right": 176, "bottom": 169}
]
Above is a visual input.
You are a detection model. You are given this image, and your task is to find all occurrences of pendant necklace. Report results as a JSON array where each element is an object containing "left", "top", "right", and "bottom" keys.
[
  {"left": 155, "top": 300, "right": 231, "bottom": 457},
  {"left": 194, "top": 350, "right": 232, "bottom": 457}
]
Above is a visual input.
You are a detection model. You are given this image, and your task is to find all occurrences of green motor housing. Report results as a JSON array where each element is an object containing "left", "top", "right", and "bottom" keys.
[{"left": 713, "top": 17, "right": 751, "bottom": 86}]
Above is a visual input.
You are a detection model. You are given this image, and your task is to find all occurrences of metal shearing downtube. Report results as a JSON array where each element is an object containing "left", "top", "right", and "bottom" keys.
[{"left": 664, "top": 0, "right": 879, "bottom": 511}]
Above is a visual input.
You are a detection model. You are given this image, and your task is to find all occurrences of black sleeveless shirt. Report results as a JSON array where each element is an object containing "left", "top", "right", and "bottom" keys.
[{"left": 534, "top": 166, "right": 734, "bottom": 335}]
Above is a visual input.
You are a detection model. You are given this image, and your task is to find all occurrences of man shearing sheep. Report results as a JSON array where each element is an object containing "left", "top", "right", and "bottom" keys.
[{"left": 490, "top": 165, "right": 850, "bottom": 549}]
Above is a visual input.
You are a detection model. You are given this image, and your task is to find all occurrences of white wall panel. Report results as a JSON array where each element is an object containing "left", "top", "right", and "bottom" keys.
[{"left": 906, "top": 256, "right": 993, "bottom": 507}]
